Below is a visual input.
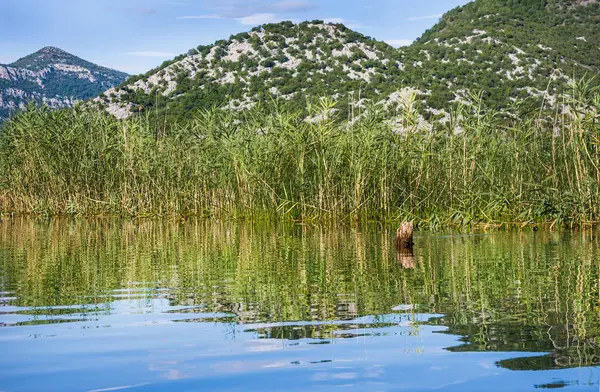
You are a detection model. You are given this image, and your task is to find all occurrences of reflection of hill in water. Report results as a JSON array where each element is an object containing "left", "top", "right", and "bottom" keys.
[{"left": 1, "top": 219, "right": 600, "bottom": 373}]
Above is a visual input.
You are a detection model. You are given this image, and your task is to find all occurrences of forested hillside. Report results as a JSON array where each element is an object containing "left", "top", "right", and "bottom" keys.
[
  {"left": 100, "top": 21, "right": 403, "bottom": 121},
  {"left": 99, "top": 0, "right": 600, "bottom": 124},
  {"left": 403, "top": 0, "right": 600, "bottom": 112}
]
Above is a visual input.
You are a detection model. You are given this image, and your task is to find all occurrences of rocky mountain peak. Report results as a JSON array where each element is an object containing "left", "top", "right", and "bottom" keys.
[
  {"left": 10, "top": 46, "right": 87, "bottom": 70},
  {"left": 37, "top": 46, "right": 69, "bottom": 55},
  {"left": 1, "top": 47, "right": 129, "bottom": 121}
]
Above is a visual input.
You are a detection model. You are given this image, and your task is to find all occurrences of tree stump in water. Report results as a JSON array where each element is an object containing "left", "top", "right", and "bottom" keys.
[{"left": 395, "top": 221, "right": 414, "bottom": 249}]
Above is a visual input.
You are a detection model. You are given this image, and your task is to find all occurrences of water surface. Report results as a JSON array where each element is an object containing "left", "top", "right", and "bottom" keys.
[{"left": 1, "top": 219, "right": 599, "bottom": 391}]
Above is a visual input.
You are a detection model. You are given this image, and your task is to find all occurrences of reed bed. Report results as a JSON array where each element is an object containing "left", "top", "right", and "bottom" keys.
[{"left": 0, "top": 83, "right": 599, "bottom": 227}]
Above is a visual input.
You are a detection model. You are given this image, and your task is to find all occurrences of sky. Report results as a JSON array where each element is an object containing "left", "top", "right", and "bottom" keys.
[{"left": 0, "top": 0, "right": 470, "bottom": 75}]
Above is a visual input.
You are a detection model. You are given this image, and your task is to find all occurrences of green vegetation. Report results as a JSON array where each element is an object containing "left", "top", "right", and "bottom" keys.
[
  {"left": 1, "top": 0, "right": 599, "bottom": 225},
  {"left": 408, "top": 0, "right": 600, "bottom": 110},
  {"left": 107, "top": 19, "right": 403, "bottom": 123},
  {"left": 1, "top": 80, "right": 599, "bottom": 226}
]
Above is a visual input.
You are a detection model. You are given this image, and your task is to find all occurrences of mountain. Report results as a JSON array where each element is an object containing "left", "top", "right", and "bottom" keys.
[
  {"left": 401, "top": 0, "right": 600, "bottom": 112},
  {"left": 0, "top": 47, "right": 128, "bottom": 121},
  {"left": 100, "top": 21, "right": 402, "bottom": 121},
  {"left": 100, "top": 0, "right": 600, "bottom": 123}
]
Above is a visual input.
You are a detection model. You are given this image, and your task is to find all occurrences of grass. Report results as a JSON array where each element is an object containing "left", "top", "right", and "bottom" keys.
[{"left": 0, "top": 81, "right": 599, "bottom": 227}]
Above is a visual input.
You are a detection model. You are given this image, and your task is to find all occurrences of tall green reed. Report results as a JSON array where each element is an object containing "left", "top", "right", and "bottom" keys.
[{"left": 0, "top": 81, "right": 598, "bottom": 227}]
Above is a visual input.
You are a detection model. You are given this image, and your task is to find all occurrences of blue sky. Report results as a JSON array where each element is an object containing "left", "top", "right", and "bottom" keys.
[{"left": 0, "top": 0, "right": 470, "bottom": 75}]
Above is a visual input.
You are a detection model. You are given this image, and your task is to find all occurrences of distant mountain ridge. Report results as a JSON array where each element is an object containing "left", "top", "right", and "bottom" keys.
[
  {"left": 98, "top": 0, "right": 599, "bottom": 124},
  {"left": 0, "top": 47, "right": 128, "bottom": 121}
]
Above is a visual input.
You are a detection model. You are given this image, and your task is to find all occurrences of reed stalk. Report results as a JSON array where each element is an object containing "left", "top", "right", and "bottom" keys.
[{"left": 0, "top": 81, "right": 598, "bottom": 227}]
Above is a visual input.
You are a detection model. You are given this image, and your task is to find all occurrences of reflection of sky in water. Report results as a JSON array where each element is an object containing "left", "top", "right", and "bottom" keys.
[
  {"left": 1, "top": 298, "right": 599, "bottom": 391},
  {"left": 2, "top": 225, "right": 600, "bottom": 391}
]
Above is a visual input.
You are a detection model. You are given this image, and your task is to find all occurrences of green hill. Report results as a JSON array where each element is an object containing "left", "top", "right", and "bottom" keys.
[
  {"left": 100, "top": 21, "right": 402, "bottom": 121},
  {"left": 99, "top": 0, "right": 600, "bottom": 124},
  {"left": 402, "top": 0, "right": 600, "bottom": 112}
]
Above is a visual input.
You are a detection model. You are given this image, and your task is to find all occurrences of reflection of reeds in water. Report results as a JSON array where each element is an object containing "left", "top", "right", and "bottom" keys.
[{"left": 2, "top": 219, "right": 600, "bottom": 369}]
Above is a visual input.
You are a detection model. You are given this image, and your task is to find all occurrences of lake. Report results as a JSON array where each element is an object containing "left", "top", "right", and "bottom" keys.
[{"left": 1, "top": 219, "right": 599, "bottom": 391}]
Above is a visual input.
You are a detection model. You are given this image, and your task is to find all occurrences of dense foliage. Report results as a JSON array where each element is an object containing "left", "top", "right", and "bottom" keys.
[
  {"left": 409, "top": 0, "right": 600, "bottom": 110},
  {"left": 2, "top": 81, "right": 599, "bottom": 225}
]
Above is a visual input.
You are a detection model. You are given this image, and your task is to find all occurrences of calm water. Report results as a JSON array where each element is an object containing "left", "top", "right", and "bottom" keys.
[{"left": 1, "top": 219, "right": 600, "bottom": 391}]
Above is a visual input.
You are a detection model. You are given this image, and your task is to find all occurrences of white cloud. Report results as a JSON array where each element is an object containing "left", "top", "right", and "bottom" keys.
[
  {"left": 408, "top": 14, "right": 443, "bottom": 21},
  {"left": 385, "top": 39, "right": 413, "bottom": 47},
  {"left": 237, "top": 13, "right": 279, "bottom": 26},
  {"left": 126, "top": 51, "right": 176, "bottom": 57},
  {"left": 177, "top": 14, "right": 223, "bottom": 19}
]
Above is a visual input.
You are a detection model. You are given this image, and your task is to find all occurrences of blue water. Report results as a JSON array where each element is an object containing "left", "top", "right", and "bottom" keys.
[
  {"left": 2, "top": 300, "right": 586, "bottom": 392},
  {"left": 1, "top": 221, "right": 599, "bottom": 391}
]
